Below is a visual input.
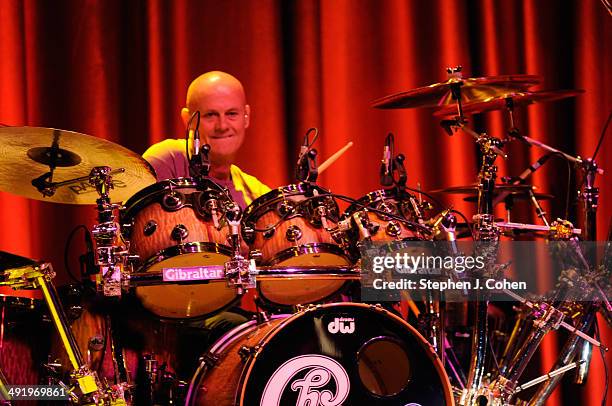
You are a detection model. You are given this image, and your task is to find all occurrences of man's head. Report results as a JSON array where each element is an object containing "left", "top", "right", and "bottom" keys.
[{"left": 181, "top": 71, "right": 250, "bottom": 166}]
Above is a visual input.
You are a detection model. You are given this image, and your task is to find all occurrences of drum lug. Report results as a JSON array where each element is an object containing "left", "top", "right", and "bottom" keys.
[
  {"left": 370, "top": 303, "right": 386, "bottom": 312},
  {"left": 143, "top": 220, "right": 158, "bottom": 236},
  {"left": 263, "top": 226, "right": 276, "bottom": 239},
  {"left": 248, "top": 249, "right": 263, "bottom": 264},
  {"left": 199, "top": 352, "right": 220, "bottom": 368},
  {"left": 162, "top": 191, "right": 185, "bottom": 210},
  {"left": 242, "top": 226, "right": 255, "bottom": 244},
  {"left": 238, "top": 345, "right": 260, "bottom": 361},
  {"left": 171, "top": 224, "right": 189, "bottom": 242},
  {"left": 386, "top": 221, "right": 402, "bottom": 237},
  {"left": 286, "top": 225, "right": 303, "bottom": 242},
  {"left": 367, "top": 221, "right": 381, "bottom": 236},
  {"left": 277, "top": 200, "right": 296, "bottom": 217},
  {"left": 297, "top": 303, "right": 321, "bottom": 313}
]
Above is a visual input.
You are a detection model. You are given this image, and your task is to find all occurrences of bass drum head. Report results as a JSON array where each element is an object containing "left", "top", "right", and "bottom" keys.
[{"left": 187, "top": 303, "right": 453, "bottom": 405}]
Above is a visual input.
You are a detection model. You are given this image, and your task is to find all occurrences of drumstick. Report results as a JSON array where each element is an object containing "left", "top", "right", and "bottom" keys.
[{"left": 318, "top": 141, "right": 354, "bottom": 174}]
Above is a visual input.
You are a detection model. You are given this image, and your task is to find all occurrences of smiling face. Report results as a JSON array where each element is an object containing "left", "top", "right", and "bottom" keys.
[{"left": 181, "top": 72, "right": 250, "bottom": 166}]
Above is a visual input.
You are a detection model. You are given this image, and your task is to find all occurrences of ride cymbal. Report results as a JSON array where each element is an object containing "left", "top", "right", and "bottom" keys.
[
  {"left": 0, "top": 127, "right": 156, "bottom": 204},
  {"left": 372, "top": 75, "right": 542, "bottom": 109}
]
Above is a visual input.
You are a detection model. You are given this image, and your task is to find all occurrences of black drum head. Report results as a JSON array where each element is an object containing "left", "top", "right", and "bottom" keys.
[{"left": 241, "top": 303, "right": 452, "bottom": 405}]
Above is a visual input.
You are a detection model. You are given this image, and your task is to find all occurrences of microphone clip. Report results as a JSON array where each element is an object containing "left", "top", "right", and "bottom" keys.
[{"left": 189, "top": 144, "right": 211, "bottom": 179}]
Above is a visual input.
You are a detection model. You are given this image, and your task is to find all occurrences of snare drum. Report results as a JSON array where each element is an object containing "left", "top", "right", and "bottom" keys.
[
  {"left": 122, "top": 178, "right": 237, "bottom": 319},
  {"left": 242, "top": 184, "right": 354, "bottom": 307},
  {"left": 185, "top": 302, "right": 454, "bottom": 405}
]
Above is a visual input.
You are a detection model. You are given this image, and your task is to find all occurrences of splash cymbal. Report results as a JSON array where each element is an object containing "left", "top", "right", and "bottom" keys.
[
  {"left": 371, "top": 74, "right": 542, "bottom": 109},
  {"left": 433, "top": 89, "right": 584, "bottom": 117},
  {"left": 0, "top": 127, "right": 156, "bottom": 204}
]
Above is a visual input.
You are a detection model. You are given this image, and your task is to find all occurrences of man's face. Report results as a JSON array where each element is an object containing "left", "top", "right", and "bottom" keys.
[{"left": 189, "top": 85, "right": 250, "bottom": 165}]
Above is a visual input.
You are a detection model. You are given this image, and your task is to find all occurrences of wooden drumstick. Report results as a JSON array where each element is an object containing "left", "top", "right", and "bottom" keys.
[{"left": 318, "top": 141, "right": 354, "bottom": 174}]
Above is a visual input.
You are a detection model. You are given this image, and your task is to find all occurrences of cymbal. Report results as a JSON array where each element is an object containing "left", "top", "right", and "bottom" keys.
[
  {"left": 429, "top": 184, "right": 553, "bottom": 202},
  {"left": 430, "top": 184, "right": 535, "bottom": 194},
  {"left": 463, "top": 192, "right": 554, "bottom": 203},
  {"left": 372, "top": 74, "right": 542, "bottom": 109},
  {"left": 433, "top": 89, "right": 584, "bottom": 117},
  {"left": 0, "top": 127, "right": 156, "bottom": 204}
]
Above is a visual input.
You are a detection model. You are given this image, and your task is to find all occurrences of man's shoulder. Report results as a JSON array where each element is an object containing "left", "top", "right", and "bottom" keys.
[
  {"left": 230, "top": 165, "right": 272, "bottom": 199},
  {"left": 143, "top": 138, "right": 186, "bottom": 158}
]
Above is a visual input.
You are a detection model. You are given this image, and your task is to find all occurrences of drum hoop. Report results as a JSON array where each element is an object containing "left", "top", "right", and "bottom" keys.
[
  {"left": 121, "top": 177, "right": 227, "bottom": 220},
  {"left": 344, "top": 188, "right": 421, "bottom": 219},
  {"left": 242, "top": 183, "right": 332, "bottom": 222},
  {"left": 266, "top": 243, "right": 350, "bottom": 266},
  {"left": 236, "top": 302, "right": 455, "bottom": 406},
  {"left": 185, "top": 315, "right": 289, "bottom": 404},
  {"left": 137, "top": 242, "right": 233, "bottom": 272}
]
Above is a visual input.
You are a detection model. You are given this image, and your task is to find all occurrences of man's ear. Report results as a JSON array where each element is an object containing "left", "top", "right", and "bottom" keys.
[
  {"left": 244, "top": 104, "right": 251, "bottom": 128},
  {"left": 181, "top": 107, "right": 191, "bottom": 128}
]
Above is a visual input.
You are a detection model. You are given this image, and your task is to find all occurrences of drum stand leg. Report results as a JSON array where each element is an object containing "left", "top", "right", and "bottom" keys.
[
  {"left": 34, "top": 273, "right": 109, "bottom": 402},
  {"left": 106, "top": 314, "right": 132, "bottom": 397},
  {"left": 0, "top": 368, "right": 12, "bottom": 402}
]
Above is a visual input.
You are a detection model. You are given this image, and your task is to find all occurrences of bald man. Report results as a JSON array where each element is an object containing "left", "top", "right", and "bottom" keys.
[
  {"left": 144, "top": 71, "right": 270, "bottom": 208},
  {"left": 142, "top": 72, "right": 270, "bottom": 378}
]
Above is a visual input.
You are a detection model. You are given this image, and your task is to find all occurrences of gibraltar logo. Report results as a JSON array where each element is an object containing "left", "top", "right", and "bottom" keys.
[{"left": 260, "top": 355, "right": 350, "bottom": 406}]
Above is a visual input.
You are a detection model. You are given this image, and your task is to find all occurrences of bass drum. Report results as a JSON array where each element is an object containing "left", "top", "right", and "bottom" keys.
[
  {"left": 121, "top": 178, "right": 236, "bottom": 319},
  {"left": 186, "top": 303, "right": 454, "bottom": 406}
]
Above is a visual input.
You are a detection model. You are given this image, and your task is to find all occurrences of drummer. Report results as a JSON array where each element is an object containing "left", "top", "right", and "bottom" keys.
[
  {"left": 142, "top": 70, "right": 270, "bottom": 375},
  {"left": 143, "top": 70, "right": 270, "bottom": 208}
]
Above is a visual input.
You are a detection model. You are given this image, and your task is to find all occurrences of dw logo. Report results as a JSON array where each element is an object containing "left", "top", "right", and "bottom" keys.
[
  {"left": 327, "top": 317, "right": 355, "bottom": 334},
  {"left": 260, "top": 355, "right": 350, "bottom": 406}
]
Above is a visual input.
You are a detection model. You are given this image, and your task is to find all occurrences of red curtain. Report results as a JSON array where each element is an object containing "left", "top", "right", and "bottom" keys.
[{"left": 0, "top": 0, "right": 610, "bottom": 404}]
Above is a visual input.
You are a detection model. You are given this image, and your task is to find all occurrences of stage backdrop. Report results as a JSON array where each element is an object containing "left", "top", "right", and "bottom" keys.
[{"left": 0, "top": 1, "right": 610, "bottom": 404}]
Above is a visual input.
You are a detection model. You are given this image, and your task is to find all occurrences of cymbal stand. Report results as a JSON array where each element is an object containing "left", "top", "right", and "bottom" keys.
[
  {"left": 89, "top": 166, "right": 132, "bottom": 401},
  {"left": 507, "top": 128, "right": 611, "bottom": 385},
  {"left": 450, "top": 122, "right": 505, "bottom": 405}
]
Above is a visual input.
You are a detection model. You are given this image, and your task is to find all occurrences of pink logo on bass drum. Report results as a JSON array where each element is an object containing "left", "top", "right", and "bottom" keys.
[{"left": 260, "top": 355, "right": 350, "bottom": 406}]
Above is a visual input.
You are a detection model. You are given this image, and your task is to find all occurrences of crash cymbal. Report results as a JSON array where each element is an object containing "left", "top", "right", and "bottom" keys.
[
  {"left": 0, "top": 127, "right": 156, "bottom": 204},
  {"left": 372, "top": 74, "right": 541, "bottom": 109},
  {"left": 433, "top": 89, "right": 584, "bottom": 117}
]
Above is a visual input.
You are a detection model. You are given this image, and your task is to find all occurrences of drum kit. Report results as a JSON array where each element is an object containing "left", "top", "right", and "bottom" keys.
[{"left": 0, "top": 67, "right": 609, "bottom": 406}]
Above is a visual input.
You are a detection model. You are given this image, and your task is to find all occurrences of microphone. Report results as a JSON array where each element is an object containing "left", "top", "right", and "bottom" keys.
[
  {"left": 190, "top": 111, "right": 201, "bottom": 156},
  {"left": 380, "top": 133, "right": 394, "bottom": 186},
  {"left": 297, "top": 132, "right": 309, "bottom": 164},
  {"left": 295, "top": 128, "right": 318, "bottom": 182},
  {"left": 192, "top": 127, "right": 200, "bottom": 156}
]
